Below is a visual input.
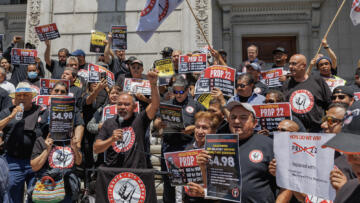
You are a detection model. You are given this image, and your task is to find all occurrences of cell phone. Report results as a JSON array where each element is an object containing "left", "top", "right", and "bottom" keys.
[{"left": 100, "top": 72, "right": 107, "bottom": 80}]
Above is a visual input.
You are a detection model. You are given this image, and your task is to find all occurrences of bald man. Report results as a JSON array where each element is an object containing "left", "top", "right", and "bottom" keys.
[
  {"left": 282, "top": 54, "right": 331, "bottom": 132},
  {"left": 277, "top": 119, "right": 299, "bottom": 132}
]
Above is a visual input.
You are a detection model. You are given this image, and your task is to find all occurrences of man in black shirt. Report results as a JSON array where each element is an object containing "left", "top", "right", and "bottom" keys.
[
  {"left": 93, "top": 70, "right": 159, "bottom": 168},
  {"left": 282, "top": 54, "right": 332, "bottom": 132},
  {"left": 71, "top": 49, "right": 89, "bottom": 70},
  {"left": 44, "top": 40, "right": 69, "bottom": 79},
  {"left": 0, "top": 82, "right": 45, "bottom": 203},
  {"left": 104, "top": 33, "right": 129, "bottom": 80},
  {"left": 197, "top": 102, "right": 276, "bottom": 202}
]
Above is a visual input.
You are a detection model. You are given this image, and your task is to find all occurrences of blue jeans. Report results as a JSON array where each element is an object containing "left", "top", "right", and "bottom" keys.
[
  {"left": 5, "top": 155, "right": 35, "bottom": 203},
  {"left": 0, "top": 156, "right": 10, "bottom": 203}
]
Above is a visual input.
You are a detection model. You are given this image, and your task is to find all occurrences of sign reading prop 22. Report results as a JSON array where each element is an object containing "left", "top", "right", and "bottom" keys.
[{"left": 252, "top": 102, "right": 292, "bottom": 131}]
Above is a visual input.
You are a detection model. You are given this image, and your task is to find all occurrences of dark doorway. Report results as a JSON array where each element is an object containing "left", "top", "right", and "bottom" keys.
[{"left": 242, "top": 36, "right": 297, "bottom": 64}]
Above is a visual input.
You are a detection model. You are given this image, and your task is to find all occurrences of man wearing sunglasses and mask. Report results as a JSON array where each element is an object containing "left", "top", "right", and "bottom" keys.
[{"left": 153, "top": 74, "right": 205, "bottom": 203}]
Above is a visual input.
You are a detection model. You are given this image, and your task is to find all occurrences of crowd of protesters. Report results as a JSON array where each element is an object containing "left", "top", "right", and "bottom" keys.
[{"left": 0, "top": 33, "right": 359, "bottom": 203}]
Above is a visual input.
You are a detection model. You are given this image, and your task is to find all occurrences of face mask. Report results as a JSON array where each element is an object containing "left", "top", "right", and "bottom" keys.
[{"left": 28, "top": 71, "right": 38, "bottom": 79}]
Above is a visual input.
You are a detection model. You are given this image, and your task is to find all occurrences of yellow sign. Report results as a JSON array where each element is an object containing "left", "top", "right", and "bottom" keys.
[
  {"left": 90, "top": 30, "right": 106, "bottom": 46},
  {"left": 154, "top": 59, "right": 174, "bottom": 77},
  {"left": 197, "top": 94, "right": 212, "bottom": 109}
]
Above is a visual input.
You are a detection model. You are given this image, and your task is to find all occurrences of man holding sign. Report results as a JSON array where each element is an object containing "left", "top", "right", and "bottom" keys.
[{"left": 197, "top": 101, "right": 276, "bottom": 202}]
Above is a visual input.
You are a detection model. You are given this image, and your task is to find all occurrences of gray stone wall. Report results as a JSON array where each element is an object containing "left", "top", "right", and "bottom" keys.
[{"left": 26, "top": 0, "right": 210, "bottom": 73}]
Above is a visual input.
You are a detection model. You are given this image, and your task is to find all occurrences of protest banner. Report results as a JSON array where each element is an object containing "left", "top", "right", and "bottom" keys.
[
  {"left": 35, "top": 23, "right": 60, "bottom": 41},
  {"left": 50, "top": 97, "right": 75, "bottom": 140},
  {"left": 164, "top": 149, "right": 203, "bottom": 186},
  {"left": 195, "top": 65, "right": 236, "bottom": 97},
  {"left": 96, "top": 167, "right": 157, "bottom": 203},
  {"left": 90, "top": 30, "right": 106, "bottom": 53},
  {"left": 252, "top": 103, "right": 292, "bottom": 131},
  {"left": 88, "top": 63, "right": 115, "bottom": 86},
  {"left": 36, "top": 95, "right": 72, "bottom": 107},
  {"left": 159, "top": 103, "right": 183, "bottom": 133},
  {"left": 154, "top": 59, "right": 174, "bottom": 85},
  {"left": 11, "top": 48, "right": 37, "bottom": 65},
  {"left": 102, "top": 105, "right": 117, "bottom": 122},
  {"left": 205, "top": 134, "right": 241, "bottom": 202},
  {"left": 179, "top": 53, "right": 207, "bottom": 73},
  {"left": 123, "top": 78, "right": 151, "bottom": 95},
  {"left": 324, "top": 77, "right": 346, "bottom": 92},
  {"left": 111, "top": 25, "right": 127, "bottom": 50},
  {"left": 40, "top": 78, "right": 70, "bottom": 95},
  {"left": 77, "top": 69, "right": 89, "bottom": 82},
  {"left": 354, "top": 92, "right": 360, "bottom": 101},
  {"left": 196, "top": 94, "right": 212, "bottom": 109},
  {"left": 274, "top": 132, "right": 336, "bottom": 200},
  {"left": 0, "top": 34, "right": 3, "bottom": 53},
  {"left": 260, "top": 68, "right": 285, "bottom": 88}
]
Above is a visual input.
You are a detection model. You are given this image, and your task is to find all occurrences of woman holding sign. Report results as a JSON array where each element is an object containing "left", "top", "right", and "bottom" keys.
[{"left": 182, "top": 111, "right": 220, "bottom": 202}]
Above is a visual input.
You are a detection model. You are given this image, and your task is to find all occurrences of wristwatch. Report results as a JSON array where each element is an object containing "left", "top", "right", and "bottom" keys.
[{"left": 324, "top": 46, "right": 329, "bottom": 49}]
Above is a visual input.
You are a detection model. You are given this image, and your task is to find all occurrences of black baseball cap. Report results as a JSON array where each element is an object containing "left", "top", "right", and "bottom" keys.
[
  {"left": 322, "top": 105, "right": 360, "bottom": 154},
  {"left": 272, "top": 47, "right": 287, "bottom": 54},
  {"left": 161, "top": 47, "right": 173, "bottom": 55},
  {"left": 333, "top": 86, "right": 354, "bottom": 97}
]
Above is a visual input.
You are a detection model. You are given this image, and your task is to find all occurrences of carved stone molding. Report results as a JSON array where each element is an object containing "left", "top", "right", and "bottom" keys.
[
  {"left": 195, "top": 0, "right": 209, "bottom": 48},
  {"left": 25, "top": 0, "right": 41, "bottom": 46}
]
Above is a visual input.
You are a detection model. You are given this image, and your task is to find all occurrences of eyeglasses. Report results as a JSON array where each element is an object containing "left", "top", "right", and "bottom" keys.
[
  {"left": 321, "top": 116, "right": 343, "bottom": 125},
  {"left": 54, "top": 89, "right": 66, "bottom": 94},
  {"left": 236, "top": 84, "right": 248, "bottom": 88},
  {"left": 265, "top": 99, "right": 276, "bottom": 104},
  {"left": 173, "top": 90, "right": 185, "bottom": 95},
  {"left": 331, "top": 94, "right": 347, "bottom": 100}
]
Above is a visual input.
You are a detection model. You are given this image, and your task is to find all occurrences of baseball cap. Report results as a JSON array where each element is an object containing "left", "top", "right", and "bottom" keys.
[
  {"left": 246, "top": 63, "right": 261, "bottom": 71},
  {"left": 71, "top": 49, "right": 86, "bottom": 57},
  {"left": 333, "top": 86, "right": 354, "bottom": 97},
  {"left": 272, "top": 47, "right": 287, "bottom": 54},
  {"left": 322, "top": 106, "right": 360, "bottom": 154},
  {"left": 172, "top": 75, "right": 188, "bottom": 87},
  {"left": 226, "top": 101, "right": 256, "bottom": 117},
  {"left": 125, "top": 56, "right": 137, "bottom": 64},
  {"left": 131, "top": 59, "right": 143, "bottom": 66},
  {"left": 161, "top": 47, "right": 173, "bottom": 55}
]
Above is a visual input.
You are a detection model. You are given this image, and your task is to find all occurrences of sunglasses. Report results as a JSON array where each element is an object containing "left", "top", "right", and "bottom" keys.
[
  {"left": 321, "top": 116, "right": 343, "bottom": 125},
  {"left": 236, "top": 84, "right": 248, "bottom": 88},
  {"left": 54, "top": 89, "right": 67, "bottom": 94},
  {"left": 173, "top": 90, "right": 185, "bottom": 95},
  {"left": 331, "top": 94, "right": 347, "bottom": 100}
]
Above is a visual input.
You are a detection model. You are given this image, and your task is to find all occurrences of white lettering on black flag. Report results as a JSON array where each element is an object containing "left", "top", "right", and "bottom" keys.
[{"left": 274, "top": 132, "right": 336, "bottom": 200}]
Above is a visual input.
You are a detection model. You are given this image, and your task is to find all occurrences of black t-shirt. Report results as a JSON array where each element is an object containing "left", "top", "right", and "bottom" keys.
[
  {"left": 96, "top": 110, "right": 151, "bottom": 168},
  {"left": 334, "top": 179, "right": 360, "bottom": 203},
  {"left": 109, "top": 57, "right": 129, "bottom": 80},
  {"left": 238, "top": 134, "right": 276, "bottom": 202},
  {"left": 282, "top": 75, "right": 332, "bottom": 132},
  {"left": 46, "top": 59, "right": 66, "bottom": 79},
  {"left": 31, "top": 137, "right": 75, "bottom": 171},
  {"left": 0, "top": 104, "right": 45, "bottom": 159}
]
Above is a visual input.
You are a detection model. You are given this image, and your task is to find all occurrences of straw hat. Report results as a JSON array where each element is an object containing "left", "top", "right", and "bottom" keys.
[{"left": 9, "top": 82, "right": 38, "bottom": 98}]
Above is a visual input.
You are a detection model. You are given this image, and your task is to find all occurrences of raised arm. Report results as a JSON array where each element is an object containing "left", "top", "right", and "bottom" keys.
[
  {"left": 145, "top": 70, "right": 160, "bottom": 120},
  {"left": 104, "top": 33, "right": 115, "bottom": 65},
  {"left": 44, "top": 40, "right": 52, "bottom": 66},
  {"left": 322, "top": 39, "right": 337, "bottom": 70}
]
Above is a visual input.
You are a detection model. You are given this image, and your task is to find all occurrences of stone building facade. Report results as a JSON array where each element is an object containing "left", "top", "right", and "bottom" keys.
[{"left": 3, "top": 0, "right": 359, "bottom": 81}]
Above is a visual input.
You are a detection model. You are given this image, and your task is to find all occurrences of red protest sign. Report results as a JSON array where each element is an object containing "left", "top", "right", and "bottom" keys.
[
  {"left": 35, "top": 23, "right": 60, "bottom": 41},
  {"left": 123, "top": 78, "right": 151, "bottom": 95},
  {"left": 354, "top": 92, "right": 360, "bottom": 101},
  {"left": 39, "top": 79, "right": 70, "bottom": 95},
  {"left": 179, "top": 53, "right": 207, "bottom": 73},
  {"left": 252, "top": 103, "right": 292, "bottom": 131},
  {"left": 102, "top": 105, "right": 117, "bottom": 122},
  {"left": 195, "top": 65, "right": 236, "bottom": 97},
  {"left": 11, "top": 48, "right": 37, "bottom": 65},
  {"left": 260, "top": 68, "right": 284, "bottom": 88},
  {"left": 88, "top": 64, "right": 115, "bottom": 86},
  {"left": 164, "top": 149, "right": 203, "bottom": 186}
]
